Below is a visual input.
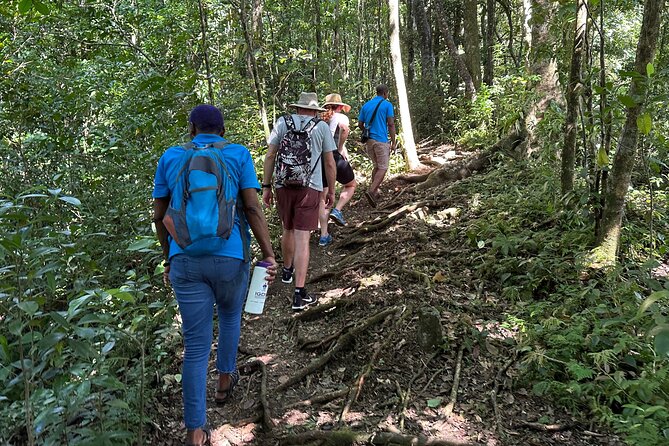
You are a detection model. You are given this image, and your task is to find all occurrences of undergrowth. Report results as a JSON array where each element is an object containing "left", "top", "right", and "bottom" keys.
[{"left": 445, "top": 160, "right": 669, "bottom": 445}]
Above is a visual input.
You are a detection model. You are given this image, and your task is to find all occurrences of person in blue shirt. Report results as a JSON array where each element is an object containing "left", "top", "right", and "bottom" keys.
[
  {"left": 358, "top": 85, "right": 396, "bottom": 207},
  {"left": 153, "top": 105, "right": 277, "bottom": 446}
]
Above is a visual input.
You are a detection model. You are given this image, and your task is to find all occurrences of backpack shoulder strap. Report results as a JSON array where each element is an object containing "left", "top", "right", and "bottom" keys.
[
  {"left": 302, "top": 116, "right": 320, "bottom": 133},
  {"left": 283, "top": 114, "right": 295, "bottom": 131}
]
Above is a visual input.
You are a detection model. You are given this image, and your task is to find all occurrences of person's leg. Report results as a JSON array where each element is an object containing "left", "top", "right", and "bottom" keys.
[
  {"left": 210, "top": 257, "right": 250, "bottom": 394},
  {"left": 169, "top": 256, "right": 213, "bottom": 443},
  {"left": 369, "top": 168, "right": 387, "bottom": 196},
  {"left": 282, "top": 227, "right": 295, "bottom": 268},
  {"left": 335, "top": 179, "right": 356, "bottom": 211},
  {"left": 319, "top": 186, "right": 330, "bottom": 238},
  {"left": 369, "top": 141, "right": 390, "bottom": 197},
  {"left": 293, "top": 229, "right": 311, "bottom": 287}
]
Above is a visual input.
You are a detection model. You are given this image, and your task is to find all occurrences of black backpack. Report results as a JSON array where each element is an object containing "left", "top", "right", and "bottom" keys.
[{"left": 274, "top": 115, "right": 321, "bottom": 188}]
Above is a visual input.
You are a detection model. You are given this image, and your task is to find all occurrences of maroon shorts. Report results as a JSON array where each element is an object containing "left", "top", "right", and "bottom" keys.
[{"left": 276, "top": 187, "right": 320, "bottom": 231}]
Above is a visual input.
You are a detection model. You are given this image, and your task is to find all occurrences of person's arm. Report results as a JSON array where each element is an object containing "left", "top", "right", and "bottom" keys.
[
  {"left": 239, "top": 188, "right": 277, "bottom": 282},
  {"left": 323, "top": 150, "right": 336, "bottom": 207},
  {"left": 387, "top": 116, "right": 396, "bottom": 150},
  {"left": 338, "top": 122, "right": 350, "bottom": 158},
  {"left": 153, "top": 197, "right": 170, "bottom": 283},
  {"left": 262, "top": 144, "right": 278, "bottom": 207}
]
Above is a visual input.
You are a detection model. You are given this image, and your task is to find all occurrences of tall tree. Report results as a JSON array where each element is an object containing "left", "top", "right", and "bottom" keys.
[
  {"left": 463, "top": 0, "right": 482, "bottom": 88},
  {"left": 560, "top": 0, "right": 588, "bottom": 194},
  {"left": 594, "top": 0, "right": 663, "bottom": 264},
  {"left": 483, "top": 0, "right": 495, "bottom": 85},
  {"left": 389, "top": 0, "right": 419, "bottom": 169},
  {"left": 435, "top": 0, "right": 476, "bottom": 100}
]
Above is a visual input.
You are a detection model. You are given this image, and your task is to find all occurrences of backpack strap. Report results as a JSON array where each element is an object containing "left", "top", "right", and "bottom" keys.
[
  {"left": 284, "top": 114, "right": 296, "bottom": 131},
  {"left": 366, "top": 99, "right": 385, "bottom": 129}
]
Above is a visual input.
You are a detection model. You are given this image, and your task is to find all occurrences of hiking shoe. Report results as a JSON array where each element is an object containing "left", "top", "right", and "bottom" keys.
[
  {"left": 281, "top": 266, "right": 294, "bottom": 284},
  {"left": 330, "top": 208, "right": 346, "bottom": 226},
  {"left": 292, "top": 292, "right": 318, "bottom": 311},
  {"left": 318, "top": 234, "right": 333, "bottom": 247}
]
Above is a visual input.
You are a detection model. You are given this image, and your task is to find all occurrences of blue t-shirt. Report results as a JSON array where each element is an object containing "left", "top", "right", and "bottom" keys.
[
  {"left": 358, "top": 96, "right": 394, "bottom": 143},
  {"left": 153, "top": 134, "right": 260, "bottom": 260}
]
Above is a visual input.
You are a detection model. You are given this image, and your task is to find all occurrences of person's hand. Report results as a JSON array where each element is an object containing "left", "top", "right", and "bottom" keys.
[
  {"left": 325, "top": 190, "right": 335, "bottom": 208},
  {"left": 262, "top": 256, "right": 278, "bottom": 283},
  {"left": 262, "top": 188, "right": 273, "bottom": 207},
  {"left": 163, "top": 264, "right": 171, "bottom": 286}
]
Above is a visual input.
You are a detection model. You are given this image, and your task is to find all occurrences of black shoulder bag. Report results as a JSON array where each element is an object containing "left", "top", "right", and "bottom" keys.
[{"left": 360, "top": 99, "right": 384, "bottom": 143}]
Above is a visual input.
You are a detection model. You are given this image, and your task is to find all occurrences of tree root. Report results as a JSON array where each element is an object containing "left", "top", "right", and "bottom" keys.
[
  {"left": 277, "top": 307, "right": 400, "bottom": 391},
  {"left": 298, "top": 322, "right": 355, "bottom": 351},
  {"left": 399, "top": 351, "right": 440, "bottom": 430},
  {"left": 443, "top": 344, "right": 465, "bottom": 417},
  {"left": 287, "top": 298, "right": 356, "bottom": 324},
  {"left": 339, "top": 307, "right": 410, "bottom": 425},
  {"left": 283, "top": 388, "right": 350, "bottom": 409},
  {"left": 490, "top": 354, "right": 517, "bottom": 435},
  {"left": 308, "top": 261, "right": 375, "bottom": 284},
  {"left": 236, "top": 359, "right": 275, "bottom": 433},
  {"left": 516, "top": 420, "right": 575, "bottom": 432},
  {"left": 279, "top": 430, "right": 479, "bottom": 446}
]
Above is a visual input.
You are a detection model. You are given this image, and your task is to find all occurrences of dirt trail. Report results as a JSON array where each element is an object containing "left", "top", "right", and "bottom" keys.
[{"left": 153, "top": 144, "right": 624, "bottom": 446}]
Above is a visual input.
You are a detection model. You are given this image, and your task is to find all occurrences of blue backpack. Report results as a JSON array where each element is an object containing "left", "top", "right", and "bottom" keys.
[{"left": 163, "top": 141, "right": 248, "bottom": 258}]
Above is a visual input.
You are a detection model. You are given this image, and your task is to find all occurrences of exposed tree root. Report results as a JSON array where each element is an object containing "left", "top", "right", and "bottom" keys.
[
  {"left": 298, "top": 322, "right": 355, "bottom": 351},
  {"left": 288, "top": 298, "right": 356, "bottom": 323},
  {"left": 490, "top": 354, "right": 517, "bottom": 435},
  {"left": 399, "top": 351, "right": 440, "bottom": 430},
  {"left": 279, "top": 430, "right": 479, "bottom": 446},
  {"left": 236, "top": 359, "right": 275, "bottom": 433},
  {"left": 277, "top": 307, "right": 400, "bottom": 391},
  {"left": 516, "top": 420, "right": 575, "bottom": 432},
  {"left": 338, "top": 308, "right": 410, "bottom": 425},
  {"left": 283, "top": 388, "right": 350, "bottom": 409},
  {"left": 308, "top": 261, "right": 375, "bottom": 284},
  {"left": 443, "top": 344, "right": 466, "bottom": 417}
]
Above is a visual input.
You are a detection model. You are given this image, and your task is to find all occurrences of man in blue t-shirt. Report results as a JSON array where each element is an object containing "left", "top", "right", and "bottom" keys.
[
  {"left": 152, "top": 104, "right": 277, "bottom": 446},
  {"left": 358, "top": 84, "right": 396, "bottom": 207}
]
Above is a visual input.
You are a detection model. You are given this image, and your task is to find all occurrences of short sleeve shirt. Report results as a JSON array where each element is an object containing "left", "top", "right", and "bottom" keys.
[
  {"left": 152, "top": 134, "right": 260, "bottom": 260},
  {"left": 269, "top": 114, "right": 336, "bottom": 191},
  {"left": 358, "top": 97, "right": 394, "bottom": 143},
  {"left": 328, "top": 112, "right": 350, "bottom": 147}
]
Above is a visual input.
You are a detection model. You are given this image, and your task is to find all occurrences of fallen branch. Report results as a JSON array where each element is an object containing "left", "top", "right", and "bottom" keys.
[
  {"left": 288, "top": 298, "right": 356, "bottom": 323},
  {"left": 283, "top": 388, "right": 350, "bottom": 409},
  {"left": 490, "top": 354, "right": 517, "bottom": 435},
  {"left": 277, "top": 307, "right": 399, "bottom": 391},
  {"left": 443, "top": 344, "right": 465, "bottom": 417},
  {"left": 299, "top": 322, "right": 355, "bottom": 351},
  {"left": 279, "top": 430, "right": 479, "bottom": 446},
  {"left": 308, "top": 261, "right": 375, "bottom": 284}
]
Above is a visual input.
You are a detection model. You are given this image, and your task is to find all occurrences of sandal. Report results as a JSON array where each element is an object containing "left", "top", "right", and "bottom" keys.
[
  {"left": 185, "top": 426, "right": 210, "bottom": 446},
  {"left": 214, "top": 370, "right": 239, "bottom": 405}
]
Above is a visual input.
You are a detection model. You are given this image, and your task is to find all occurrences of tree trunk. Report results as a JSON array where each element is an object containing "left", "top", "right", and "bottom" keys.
[
  {"left": 239, "top": 1, "right": 271, "bottom": 142},
  {"left": 435, "top": 0, "right": 476, "bottom": 101},
  {"left": 522, "top": 0, "right": 561, "bottom": 155},
  {"left": 484, "top": 0, "right": 495, "bottom": 85},
  {"left": 389, "top": 0, "right": 420, "bottom": 170},
  {"left": 594, "top": 0, "right": 663, "bottom": 265},
  {"left": 463, "top": 0, "right": 482, "bottom": 88},
  {"left": 196, "top": 0, "right": 214, "bottom": 103},
  {"left": 560, "top": 0, "right": 587, "bottom": 194},
  {"left": 413, "top": 0, "right": 434, "bottom": 79},
  {"left": 406, "top": 0, "right": 415, "bottom": 84}
]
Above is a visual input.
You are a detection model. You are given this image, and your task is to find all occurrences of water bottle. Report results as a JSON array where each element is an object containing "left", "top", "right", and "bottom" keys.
[{"left": 244, "top": 261, "right": 272, "bottom": 314}]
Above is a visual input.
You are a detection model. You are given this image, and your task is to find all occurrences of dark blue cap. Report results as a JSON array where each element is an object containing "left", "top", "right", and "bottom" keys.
[{"left": 189, "top": 104, "right": 224, "bottom": 131}]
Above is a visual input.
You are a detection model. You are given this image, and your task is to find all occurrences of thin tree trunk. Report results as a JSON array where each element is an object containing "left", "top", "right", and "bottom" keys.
[
  {"left": 413, "top": 0, "right": 434, "bottom": 79},
  {"left": 407, "top": 0, "right": 416, "bottom": 84},
  {"left": 435, "top": 0, "right": 476, "bottom": 101},
  {"left": 594, "top": 0, "right": 663, "bottom": 264},
  {"left": 496, "top": 0, "right": 518, "bottom": 68},
  {"left": 239, "top": 2, "right": 271, "bottom": 142},
  {"left": 463, "top": 0, "right": 482, "bottom": 88},
  {"left": 560, "top": 0, "right": 587, "bottom": 194},
  {"left": 196, "top": 0, "right": 214, "bottom": 103},
  {"left": 484, "top": 0, "right": 495, "bottom": 85},
  {"left": 389, "top": 0, "right": 420, "bottom": 170}
]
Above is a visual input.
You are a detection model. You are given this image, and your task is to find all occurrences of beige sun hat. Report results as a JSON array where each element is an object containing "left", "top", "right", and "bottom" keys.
[
  {"left": 323, "top": 93, "right": 351, "bottom": 113},
  {"left": 289, "top": 92, "right": 326, "bottom": 111}
]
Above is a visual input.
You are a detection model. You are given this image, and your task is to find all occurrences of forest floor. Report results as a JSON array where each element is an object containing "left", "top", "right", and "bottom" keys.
[{"left": 152, "top": 142, "right": 626, "bottom": 446}]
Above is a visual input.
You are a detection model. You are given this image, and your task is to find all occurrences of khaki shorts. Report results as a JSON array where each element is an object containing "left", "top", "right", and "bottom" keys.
[
  {"left": 276, "top": 187, "right": 320, "bottom": 231},
  {"left": 365, "top": 139, "right": 390, "bottom": 170}
]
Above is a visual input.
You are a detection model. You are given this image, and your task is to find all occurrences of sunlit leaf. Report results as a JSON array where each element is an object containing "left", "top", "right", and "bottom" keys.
[
  {"left": 596, "top": 147, "right": 609, "bottom": 167},
  {"left": 58, "top": 196, "right": 81, "bottom": 206},
  {"left": 636, "top": 113, "right": 652, "bottom": 135},
  {"left": 647, "top": 63, "right": 655, "bottom": 77},
  {"left": 618, "top": 95, "right": 637, "bottom": 108},
  {"left": 427, "top": 398, "right": 442, "bottom": 408},
  {"left": 18, "top": 0, "right": 32, "bottom": 14}
]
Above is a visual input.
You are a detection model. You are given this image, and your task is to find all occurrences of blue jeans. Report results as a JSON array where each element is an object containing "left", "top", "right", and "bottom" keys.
[{"left": 169, "top": 255, "right": 250, "bottom": 430}]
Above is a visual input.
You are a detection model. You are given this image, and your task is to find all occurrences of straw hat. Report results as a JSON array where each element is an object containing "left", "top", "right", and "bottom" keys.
[
  {"left": 323, "top": 93, "right": 351, "bottom": 113},
  {"left": 289, "top": 92, "right": 326, "bottom": 111}
]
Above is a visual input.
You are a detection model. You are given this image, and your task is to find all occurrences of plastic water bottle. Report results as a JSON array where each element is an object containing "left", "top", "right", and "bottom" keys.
[{"left": 244, "top": 261, "right": 272, "bottom": 314}]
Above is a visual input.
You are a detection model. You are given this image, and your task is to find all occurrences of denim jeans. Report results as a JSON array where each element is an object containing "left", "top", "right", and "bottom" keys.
[{"left": 169, "top": 254, "right": 250, "bottom": 430}]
